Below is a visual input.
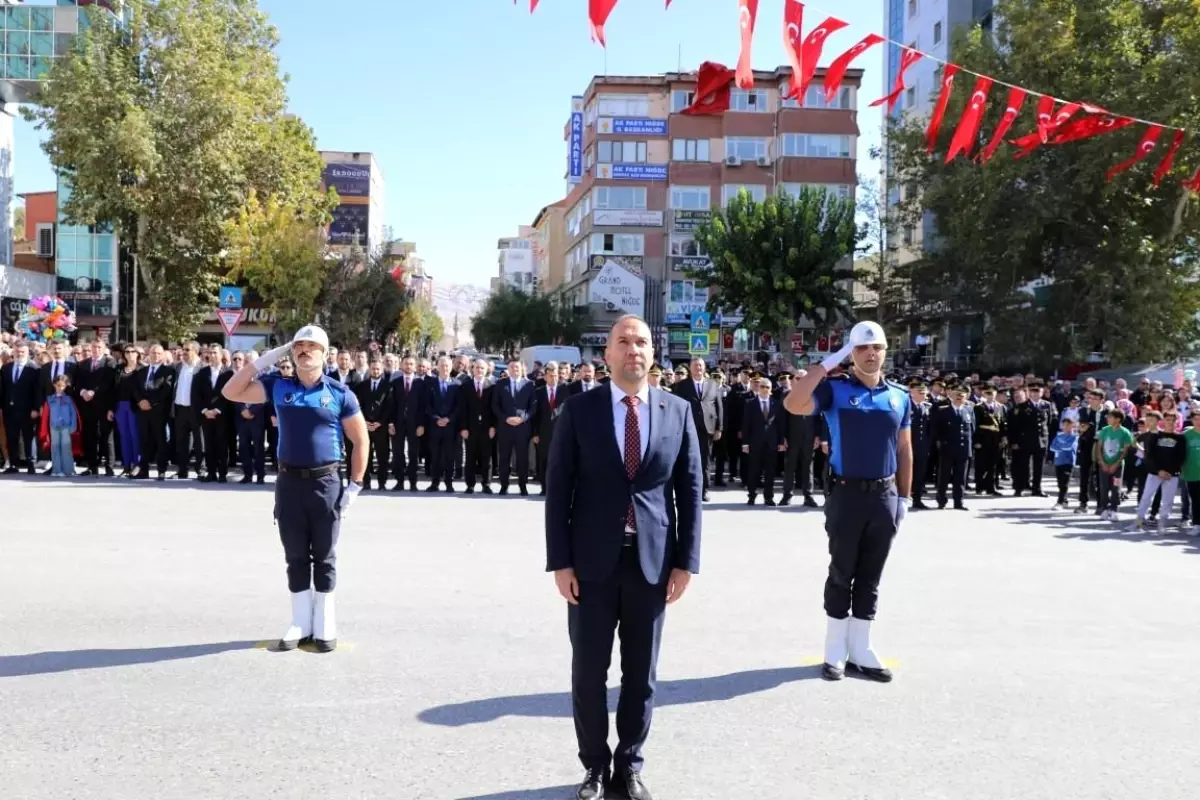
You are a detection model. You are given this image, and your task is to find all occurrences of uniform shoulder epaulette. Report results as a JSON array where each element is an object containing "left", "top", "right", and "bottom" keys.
[
  {"left": 885, "top": 379, "right": 907, "bottom": 391},
  {"left": 827, "top": 372, "right": 850, "bottom": 382}
]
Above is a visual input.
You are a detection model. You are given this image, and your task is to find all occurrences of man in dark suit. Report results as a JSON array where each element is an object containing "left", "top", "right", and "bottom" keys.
[
  {"left": 491, "top": 358, "right": 536, "bottom": 495},
  {"left": 532, "top": 361, "right": 565, "bottom": 496},
  {"left": 193, "top": 343, "right": 233, "bottom": 482},
  {"left": 670, "top": 356, "right": 723, "bottom": 501},
  {"left": 567, "top": 362, "right": 599, "bottom": 396},
  {"left": 388, "top": 355, "right": 427, "bottom": 491},
  {"left": 39, "top": 340, "right": 78, "bottom": 405},
  {"left": 461, "top": 357, "right": 494, "bottom": 494},
  {"left": 1, "top": 340, "right": 40, "bottom": 473},
  {"left": 545, "top": 314, "right": 703, "bottom": 800},
  {"left": 134, "top": 343, "right": 176, "bottom": 480},
  {"left": 720, "top": 368, "right": 751, "bottom": 484},
  {"left": 779, "top": 371, "right": 819, "bottom": 507},
  {"left": 72, "top": 339, "right": 118, "bottom": 476},
  {"left": 424, "top": 355, "right": 462, "bottom": 492},
  {"left": 741, "top": 375, "right": 786, "bottom": 505},
  {"left": 355, "top": 356, "right": 394, "bottom": 490}
]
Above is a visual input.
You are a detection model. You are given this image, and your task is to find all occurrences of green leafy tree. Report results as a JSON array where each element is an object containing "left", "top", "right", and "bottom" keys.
[
  {"left": 889, "top": 0, "right": 1200, "bottom": 366},
  {"left": 224, "top": 191, "right": 332, "bottom": 339},
  {"left": 471, "top": 287, "right": 586, "bottom": 357},
  {"left": 27, "top": 0, "right": 330, "bottom": 341},
  {"left": 396, "top": 298, "right": 445, "bottom": 355},
  {"left": 854, "top": 175, "right": 910, "bottom": 329},
  {"left": 688, "top": 188, "right": 860, "bottom": 345},
  {"left": 315, "top": 249, "right": 409, "bottom": 348}
]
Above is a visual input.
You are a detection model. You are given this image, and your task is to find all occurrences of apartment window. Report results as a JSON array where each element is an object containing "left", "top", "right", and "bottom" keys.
[
  {"left": 908, "top": 0, "right": 917, "bottom": 17},
  {"left": 599, "top": 140, "right": 648, "bottom": 163},
  {"left": 672, "top": 138, "right": 711, "bottom": 161},
  {"left": 725, "top": 137, "right": 768, "bottom": 161},
  {"left": 780, "top": 183, "right": 853, "bottom": 200},
  {"left": 906, "top": 87, "right": 916, "bottom": 108},
  {"left": 669, "top": 235, "right": 709, "bottom": 258},
  {"left": 902, "top": 225, "right": 915, "bottom": 246},
  {"left": 670, "top": 185, "right": 712, "bottom": 210},
  {"left": 591, "top": 233, "right": 645, "bottom": 256},
  {"left": 778, "top": 134, "right": 852, "bottom": 158},
  {"left": 671, "top": 90, "right": 695, "bottom": 112},
  {"left": 722, "top": 184, "right": 768, "bottom": 205},
  {"left": 669, "top": 279, "right": 709, "bottom": 304},
  {"left": 805, "top": 85, "right": 852, "bottom": 109},
  {"left": 933, "top": 21, "right": 943, "bottom": 44},
  {"left": 729, "top": 89, "right": 769, "bottom": 112},
  {"left": 780, "top": 82, "right": 800, "bottom": 108},
  {"left": 596, "top": 94, "right": 650, "bottom": 117},
  {"left": 593, "top": 186, "right": 647, "bottom": 209}
]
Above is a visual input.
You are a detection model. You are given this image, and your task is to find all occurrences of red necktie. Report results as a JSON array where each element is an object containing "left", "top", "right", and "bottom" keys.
[
  {"left": 476, "top": 382, "right": 482, "bottom": 398},
  {"left": 549, "top": 387, "right": 556, "bottom": 409},
  {"left": 623, "top": 395, "right": 641, "bottom": 531}
]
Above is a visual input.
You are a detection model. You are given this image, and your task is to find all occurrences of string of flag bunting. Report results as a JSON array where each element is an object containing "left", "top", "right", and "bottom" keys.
[{"left": 521, "top": 0, "right": 1200, "bottom": 193}]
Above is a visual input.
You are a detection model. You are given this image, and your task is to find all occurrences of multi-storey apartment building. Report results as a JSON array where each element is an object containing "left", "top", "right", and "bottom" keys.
[{"left": 557, "top": 65, "right": 862, "bottom": 364}]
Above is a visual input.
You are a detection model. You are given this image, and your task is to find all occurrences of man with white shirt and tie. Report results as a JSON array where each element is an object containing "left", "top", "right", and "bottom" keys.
[
  {"left": 354, "top": 356, "right": 394, "bottom": 490},
  {"left": 134, "top": 344, "right": 176, "bottom": 481},
  {"left": 491, "top": 358, "right": 536, "bottom": 495},
  {"left": 388, "top": 355, "right": 427, "bottom": 491},
  {"left": 74, "top": 339, "right": 118, "bottom": 477},
  {"left": 461, "top": 358, "right": 495, "bottom": 493},
  {"left": 171, "top": 341, "right": 204, "bottom": 479},
  {"left": 569, "top": 362, "right": 597, "bottom": 396},
  {"left": 533, "top": 361, "right": 564, "bottom": 495},
  {"left": 1, "top": 341, "right": 40, "bottom": 474}
]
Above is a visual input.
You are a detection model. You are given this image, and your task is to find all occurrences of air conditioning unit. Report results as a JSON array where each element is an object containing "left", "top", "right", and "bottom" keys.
[
  {"left": 725, "top": 156, "right": 742, "bottom": 167},
  {"left": 756, "top": 155, "right": 771, "bottom": 167},
  {"left": 604, "top": 301, "right": 620, "bottom": 312},
  {"left": 36, "top": 225, "right": 55, "bottom": 259}
]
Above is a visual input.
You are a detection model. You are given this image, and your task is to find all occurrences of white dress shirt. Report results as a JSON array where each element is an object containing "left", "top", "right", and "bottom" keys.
[
  {"left": 175, "top": 361, "right": 197, "bottom": 406},
  {"left": 611, "top": 383, "right": 650, "bottom": 462}
]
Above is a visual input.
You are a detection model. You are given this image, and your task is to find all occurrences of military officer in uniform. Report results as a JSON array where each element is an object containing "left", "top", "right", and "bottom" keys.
[
  {"left": 1008, "top": 386, "right": 1049, "bottom": 496},
  {"left": 908, "top": 378, "right": 935, "bottom": 510},
  {"left": 973, "top": 385, "right": 1005, "bottom": 496},
  {"left": 934, "top": 384, "right": 975, "bottom": 510}
]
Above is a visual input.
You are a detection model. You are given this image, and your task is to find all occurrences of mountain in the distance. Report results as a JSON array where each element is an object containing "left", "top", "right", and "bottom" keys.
[{"left": 430, "top": 283, "right": 490, "bottom": 347}]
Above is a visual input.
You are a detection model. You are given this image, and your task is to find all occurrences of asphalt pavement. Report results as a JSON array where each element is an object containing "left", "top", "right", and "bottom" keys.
[{"left": 3, "top": 476, "right": 1197, "bottom": 800}]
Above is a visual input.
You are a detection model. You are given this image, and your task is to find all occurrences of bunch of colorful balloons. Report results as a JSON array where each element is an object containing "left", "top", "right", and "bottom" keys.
[{"left": 18, "top": 295, "right": 77, "bottom": 342}]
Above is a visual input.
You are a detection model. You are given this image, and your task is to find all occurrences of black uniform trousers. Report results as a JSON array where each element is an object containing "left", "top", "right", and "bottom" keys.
[
  {"left": 1012, "top": 446, "right": 1046, "bottom": 493},
  {"left": 824, "top": 479, "right": 899, "bottom": 620},
  {"left": 173, "top": 404, "right": 202, "bottom": 474},
  {"left": 275, "top": 470, "right": 342, "bottom": 593},
  {"left": 137, "top": 409, "right": 171, "bottom": 474},
  {"left": 393, "top": 427, "right": 421, "bottom": 486},
  {"left": 974, "top": 432, "right": 1002, "bottom": 493},
  {"left": 497, "top": 425, "right": 531, "bottom": 488},
  {"left": 364, "top": 426, "right": 390, "bottom": 487},
  {"left": 536, "top": 431, "right": 554, "bottom": 488},
  {"left": 912, "top": 446, "right": 931, "bottom": 502},
  {"left": 201, "top": 415, "right": 229, "bottom": 478},
  {"left": 428, "top": 428, "right": 456, "bottom": 485},
  {"left": 744, "top": 444, "right": 777, "bottom": 499},
  {"left": 464, "top": 428, "right": 492, "bottom": 488},
  {"left": 238, "top": 416, "right": 267, "bottom": 479},
  {"left": 79, "top": 404, "right": 116, "bottom": 471},
  {"left": 936, "top": 456, "right": 968, "bottom": 506},
  {"left": 569, "top": 544, "right": 666, "bottom": 775},
  {"left": 782, "top": 418, "right": 815, "bottom": 498},
  {"left": 723, "top": 434, "right": 742, "bottom": 480},
  {"left": 696, "top": 430, "right": 712, "bottom": 492}
]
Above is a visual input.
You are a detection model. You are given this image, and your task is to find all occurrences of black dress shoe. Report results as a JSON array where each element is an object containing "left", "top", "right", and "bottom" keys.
[
  {"left": 313, "top": 638, "right": 336, "bottom": 653},
  {"left": 256, "top": 476, "right": 265, "bottom": 485},
  {"left": 615, "top": 769, "right": 653, "bottom": 800},
  {"left": 764, "top": 497, "right": 776, "bottom": 507},
  {"left": 519, "top": 485, "right": 529, "bottom": 496},
  {"left": 779, "top": 494, "right": 792, "bottom": 506},
  {"left": 953, "top": 503, "right": 968, "bottom": 511},
  {"left": 803, "top": 494, "right": 819, "bottom": 508},
  {"left": 239, "top": 476, "right": 252, "bottom": 484},
  {"left": 847, "top": 661, "right": 893, "bottom": 682},
  {"left": 821, "top": 662, "right": 845, "bottom": 681},
  {"left": 425, "top": 484, "right": 440, "bottom": 493},
  {"left": 481, "top": 485, "right": 494, "bottom": 494},
  {"left": 575, "top": 767, "right": 608, "bottom": 800},
  {"left": 746, "top": 495, "right": 755, "bottom": 505}
]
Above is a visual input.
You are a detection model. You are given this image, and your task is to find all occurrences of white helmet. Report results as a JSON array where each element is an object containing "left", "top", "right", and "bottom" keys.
[
  {"left": 291, "top": 324, "right": 329, "bottom": 351},
  {"left": 848, "top": 321, "right": 886, "bottom": 347}
]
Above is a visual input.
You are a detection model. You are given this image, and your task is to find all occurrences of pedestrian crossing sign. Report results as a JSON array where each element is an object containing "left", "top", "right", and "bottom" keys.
[
  {"left": 690, "top": 312, "right": 710, "bottom": 332},
  {"left": 688, "top": 333, "right": 710, "bottom": 355},
  {"left": 218, "top": 286, "right": 243, "bottom": 309}
]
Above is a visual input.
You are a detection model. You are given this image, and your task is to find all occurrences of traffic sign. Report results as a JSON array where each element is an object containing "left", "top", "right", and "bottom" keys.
[
  {"left": 218, "top": 286, "right": 243, "bottom": 309},
  {"left": 688, "top": 333, "right": 710, "bottom": 355},
  {"left": 690, "top": 311, "right": 710, "bottom": 332},
  {"left": 216, "top": 309, "right": 243, "bottom": 336}
]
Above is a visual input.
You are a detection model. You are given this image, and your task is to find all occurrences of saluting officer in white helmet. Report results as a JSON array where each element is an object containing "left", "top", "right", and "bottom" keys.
[
  {"left": 223, "top": 325, "right": 370, "bottom": 652},
  {"left": 783, "top": 321, "right": 913, "bottom": 682}
]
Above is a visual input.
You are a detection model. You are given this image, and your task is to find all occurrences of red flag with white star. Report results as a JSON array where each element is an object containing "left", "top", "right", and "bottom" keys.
[
  {"left": 794, "top": 15, "right": 849, "bottom": 99},
  {"left": 1049, "top": 114, "right": 1134, "bottom": 145},
  {"left": 735, "top": 0, "right": 759, "bottom": 89},
  {"left": 683, "top": 61, "right": 737, "bottom": 115},
  {"left": 924, "top": 64, "right": 960, "bottom": 154},
  {"left": 1152, "top": 130, "right": 1185, "bottom": 186},
  {"left": 781, "top": 0, "right": 803, "bottom": 97},
  {"left": 1105, "top": 125, "right": 1163, "bottom": 181},
  {"left": 945, "top": 76, "right": 993, "bottom": 162},
  {"left": 823, "top": 33, "right": 883, "bottom": 104},
  {"left": 977, "top": 87, "right": 1027, "bottom": 163},
  {"left": 869, "top": 47, "right": 921, "bottom": 111},
  {"left": 589, "top": 0, "right": 619, "bottom": 46}
]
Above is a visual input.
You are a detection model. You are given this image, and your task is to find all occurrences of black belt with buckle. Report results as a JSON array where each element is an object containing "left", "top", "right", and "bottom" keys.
[
  {"left": 279, "top": 462, "right": 340, "bottom": 478},
  {"left": 830, "top": 474, "right": 895, "bottom": 491}
]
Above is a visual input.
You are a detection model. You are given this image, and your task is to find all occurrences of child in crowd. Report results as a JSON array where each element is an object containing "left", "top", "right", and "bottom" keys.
[
  {"left": 1135, "top": 410, "right": 1186, "bottom": 531},
  {"left": 45, "top": 374, "right": 78, "bottom": 477},
  {"left": 1095, "top": 409, "right": 1135, "bottom": 522},
  {"left": 1049, "top": 418, "right": 1078, "bottom": 508}
]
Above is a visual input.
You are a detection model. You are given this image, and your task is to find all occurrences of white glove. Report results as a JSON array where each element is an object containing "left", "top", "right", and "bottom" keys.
[
  {"left": 895, "top": 496, "right": 911, "bottom": 533},
  {"left": 339, "top": 481, "right": 361, "bottom": 514},
  {"left": 254, "top": 344, "right": 291, "bottom": 372},
  {"left": 820, "top": 343, "right": 853, "bottom": 372}
]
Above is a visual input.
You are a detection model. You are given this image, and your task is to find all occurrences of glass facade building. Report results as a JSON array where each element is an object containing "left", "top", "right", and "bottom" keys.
[
  {"left": 0, "top": 2, "right": 85, "bottom": 97},
  {"left": 55, "top": 177, "right": 118, "bottom": 319}
]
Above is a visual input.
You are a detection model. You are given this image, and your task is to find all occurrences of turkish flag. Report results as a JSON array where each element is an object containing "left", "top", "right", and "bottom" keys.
[
  {"left": 945, "top": 76, "right": 992, "bottom": 162},
  {"left": 683, "top": 61, "right": 736, "bottom": 115},
  {"left": 794, "top": 16, "right": 849, "bottom": 99},
  {"left": 1185, "top": 167, "right": 1200, "bottom": 194},
  {"left": 531, "top": 0, "right": 538, "bottom": 10},
  {"left": 589, "top": 0, "right": 619, "bottom": 46},
  {"left": 1049, "top": 114, "right": 1134, "bottom": 145},
  {"left": 1152, "top": 130, "right": 1185, "bottom": 186},
  {"left": 735, "top": 0, "right": 759, "bottom": 90},
  {"left": 1011, "top": 99, "right": 1082, "bottom": 158},
  {"left": 1105, "top": 125, "right": 1163, "bottom": 181},
  {"left": 976, "top": 87, "right": 1026, "bottom": 163},
  {"left": 823, "top": 33, "right": 883, "bottom": 104},
  {"left": 924, "top": 64, "right": 960, "bottom": 154},
  {"left": 781, "top": 0, "right": 803, "bottom": 97},
  {"left": 869, "top": 47, "right": 922, "bottom": 112}
]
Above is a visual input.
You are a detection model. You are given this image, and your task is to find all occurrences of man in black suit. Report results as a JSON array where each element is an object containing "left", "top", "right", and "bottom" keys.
[
  {"left": 491, "top": 358, "right": 536, "bottom": 495},
  {"left": 424, "top": 355, "right": 463, "bottom": 492},
  {"left": 355, "top": 356, "right": 394, "bottom": 490},
  {"left": 741, "top": 375, "right": 786, "bottom": 505},
  {"left": 388, "top": 355, "right": 426, "bottom": 491},
  {"left": 1, "top": 341, "right": 40, "bottom": 473},
  {"left": 567, "top": 362, "right": 599, "bottom": 396},
  {"left": 670, "top": 356, "right": 724, "bottom": 501},
  {"left": 193, "top": 343, "right": 232, "bottom": 482},
  {"left": 134, "top": 343, "right": 176, "bottom": 480},
  {"left": 460, "top": 357, "right": 494, "bottom": 494},
  {"left": 73, "top": 339, "right": 118, "bottom": 476},
  {"left": 39, "top": 340, "right": 78, "bottom": 405},
  {"left": 532, "top": 361, "right": 566, "bottom": 496},
  {"left": 546, "top": 314, "right": 703, "bottom": 800},
  {"left": 779, "top": 370, "right": 819, "bottom": 507}
]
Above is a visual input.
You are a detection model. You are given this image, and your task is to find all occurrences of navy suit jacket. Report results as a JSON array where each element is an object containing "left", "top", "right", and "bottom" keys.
[
  {"left": 425, "top": 377, "right": 463, "bottom": 435},
  {"left": 545, "top": 383, "right": 703, "bottom": 585}
]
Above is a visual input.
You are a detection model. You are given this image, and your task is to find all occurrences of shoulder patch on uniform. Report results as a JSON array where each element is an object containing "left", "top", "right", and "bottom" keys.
[
  {"left": 890, "top": 394, "right": 901, "bottom": 411},
  {"left": 320, "top": 394, "right": 332, "bottom": 407},
  {"left": 282, "top": 392, "right": 296, "bottom": 405}
]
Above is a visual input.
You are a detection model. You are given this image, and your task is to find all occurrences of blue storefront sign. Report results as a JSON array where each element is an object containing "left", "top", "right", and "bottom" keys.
[
  {"left": 613, "top": 117, "right": 667, "bottom": 136},
  {"left": 610, "top": 163, "right": 667, "bottom": 181},
  {"left": 568, "top": 96, "right": 584, "bottom": 184}
]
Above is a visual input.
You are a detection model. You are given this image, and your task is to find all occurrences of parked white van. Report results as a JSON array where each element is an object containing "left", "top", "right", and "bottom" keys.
[{"left": 520, "top": 345, "right": 583, "bottom": 372}]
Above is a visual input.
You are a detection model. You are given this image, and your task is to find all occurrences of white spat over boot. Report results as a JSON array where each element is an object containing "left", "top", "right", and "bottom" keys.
[
  {"left": 822, "top": 616, "right": 850, "bottom": 681},
  {"left": 847, "top": 617, "right": 893, "bottom": 682},
  {"left": 278, "top": 589, "right": 313, "bottom": 651},
  {"left": 313, "top": 591, "right": 337, "bottom": 653}
]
